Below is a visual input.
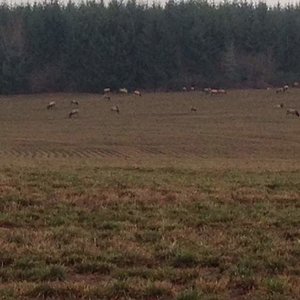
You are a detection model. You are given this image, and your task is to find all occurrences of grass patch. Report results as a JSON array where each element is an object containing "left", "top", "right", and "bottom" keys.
[
  {"left": 177, "top": 290, "right": 202, "bottom": 300},
  {"left": 172, "top": 251, "right": 199, "bottom": 268},
  {"left": 0, "top": 166, "right": 299, "bottom": 299}
]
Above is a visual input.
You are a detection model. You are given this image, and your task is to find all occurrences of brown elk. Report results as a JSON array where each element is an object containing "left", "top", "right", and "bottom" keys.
[
  {"left": 134, "top": 90, "right": 142, "bottom": 96},
  {"left": 274, "top": 103, "right": 284, "bottom": 109},
  {"left": 203, "top": 88, "right": 211, "bottom": 94},
  {"left": 286, "top": 108, "right": 299, "bottom": 117},
  {"left": 47, "top": 101, "right": 56, "bottom": 110},
  {"left": 70, "top": 100, "right": 79, "bottom": 106},
  {"left": 69, "top": 109, "right": 79, "bottom": 118},
  {"left": 218, "top": 89, "right": 227, "bottom": 94},
  {"left": 111, "top": 105, "right": 120, "bottom": 114},
  {"left": 119, "top": 88, "right": 128, "bottom": 94},
  {"left": 210, "top": 89, "right": 219, "bottom": 95}
]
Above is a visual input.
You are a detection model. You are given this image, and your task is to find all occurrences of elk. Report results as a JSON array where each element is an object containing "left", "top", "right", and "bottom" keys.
[
  {"left": 69, "top": 109, "right": 79, "bottom": 118},
  {"left": 190, "top": 86, "right": 195, "bottom": 91},
  {"left": 274, "top": 103, "right": 284, "bottom": 109},
  {"left": 293, "top": 82, "right": 299, "bottom": 87},
  {"left": 119, "top": 88, "right": 128, "bottom": 94},
  {"left": 70, "top": 100, "right": 79, "bottom": 106},
  {"left": 283, "top": 85, "right": 289, "bottom": 92},
  {"left": 210, "top": 89, "right": 219, "bottom": 95},
  {"left": 203, "top": 88, "right": 211, "bottom": 94},
  {"left": 47, "top": 101, "right": 56, "bottom": 110},
  {"left": 286, "top": 108, "right": 299, "bottom": 117},
  {"left": 104, "top": 88, "right": 111, "bottom": 94},
  {"left": 276, "top": 87, "right": 285, "bottom": 94},
  {"left": 182, "top": 86, "right": 187, "bottom": 92},
  {"left": 134, "top": 90, "right": 142, "bottom": 96},
  {"left": 218, "top": 89, "right": 227, "bottom": 94},
  {"left": 190, "top": 106, "right": 197, "bottom": 112},
  {"left": 111, "top": 105, "right": 120, "bottom": 114},
  {"left": 103, "top": 94, "right": 111, "bottom": 101}
]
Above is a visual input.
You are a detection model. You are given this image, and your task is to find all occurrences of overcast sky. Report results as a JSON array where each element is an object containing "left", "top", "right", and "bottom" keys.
[{"left": 2, "top": 0, "right": 298, "bottom": 6}]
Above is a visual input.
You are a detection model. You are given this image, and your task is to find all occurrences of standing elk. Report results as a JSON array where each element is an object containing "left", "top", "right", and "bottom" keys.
[
  {"left": 104, "top": 88, "right": 111, "bottom": 93},
  {"left": 293, "top": 82, "right": 299, "bottom": 87},
  {"left": 69, "top": 109, "right": 79, "bottom": 118},
  {"left": 218, "top": 89, "right": 227, "bottom": 94},
  {"left": 210, "top": 89, "right": 219, "bottom": 95},
  {"left": 111, "top": 105, "right": 120, "bottom": 114},
  {"left": 182, "top": 86, "right": 187, "bottom": 92},
  {"left": 190, "top": 86, "right": 195, "bottom": 91},
  {"left": 190, "top": 106, "right": 197, "bottom": 112},
  {"left": 203, "top": 88, "right": 211, "bottom": 94},
  {"left": 286, "top": 108, "right": 299, "bottom": 117},
  {"left": 119, "top": 88, "right": 128, "bottom": 94},
  {"left": 276, "top": 85, "right": 289, "bottom": 94},
  {"left": 47, "top": 101, "right": 56, "bottom": 110},
  {"left": 70, "top": 100, "right": 79, "bottom": 106},
  {"left": 134, "top": 90, "right": 142, "bottom": 96}
]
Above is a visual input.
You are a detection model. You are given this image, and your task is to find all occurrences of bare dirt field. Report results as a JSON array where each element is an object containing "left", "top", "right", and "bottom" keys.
[
  {"left": 0, "top": 90, "right": 299, "bottom": 299},
  {"left": 0, "top": 89, "right": 299, "bottom": 169}
]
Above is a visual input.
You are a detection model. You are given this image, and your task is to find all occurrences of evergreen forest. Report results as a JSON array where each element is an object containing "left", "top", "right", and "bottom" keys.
[{"left": 1, "top": 0, "right": 300, "bottom": 94}]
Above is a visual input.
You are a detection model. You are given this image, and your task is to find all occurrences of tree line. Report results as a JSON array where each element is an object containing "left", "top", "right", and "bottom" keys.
[{"left": 1, "top": 0, "right": 300, "bottom": 94}]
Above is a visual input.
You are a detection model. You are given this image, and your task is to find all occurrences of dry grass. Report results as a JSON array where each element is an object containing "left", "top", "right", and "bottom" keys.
[{"left": 0, "top": 90, "right": 299, "bottom": 299}]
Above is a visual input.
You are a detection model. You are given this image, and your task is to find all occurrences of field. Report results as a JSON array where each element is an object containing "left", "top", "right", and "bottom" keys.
[{"left": 0, "top": 90, "right": 299, "bottom": 299}]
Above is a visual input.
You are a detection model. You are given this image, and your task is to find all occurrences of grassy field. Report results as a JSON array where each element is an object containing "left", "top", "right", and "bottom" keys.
[{"left": 0, "top": 90, "right": 299, "bottom": 299}]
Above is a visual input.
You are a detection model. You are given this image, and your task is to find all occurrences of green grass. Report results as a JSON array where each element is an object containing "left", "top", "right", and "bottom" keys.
[{"left": 0, "top": 166, "right": 299, "bottom": 299}]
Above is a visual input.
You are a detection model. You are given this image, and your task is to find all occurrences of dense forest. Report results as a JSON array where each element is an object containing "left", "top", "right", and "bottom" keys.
[{"left": 0, "top": 0, "right": 300, "bottom": 94}]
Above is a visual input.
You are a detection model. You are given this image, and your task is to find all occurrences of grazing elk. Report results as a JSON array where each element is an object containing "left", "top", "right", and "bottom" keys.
[
  {"left": 119, "top": 88, "right": 128, "bottom": 94},
  {"left": 218, "top": 89, "right": 227, "bottom": 94},
  {"left": 70, "top": 100, "right": 79, "bottom": 106},
  {"left": 47, "top": 101, "right": 56, "bottom": 110},
  {"left": 209, "top": 89, "right": 219, "bottom": 95},
  {"left": 286, "top": 108, "right": 299, "bottom": 117},
  {"left": 69, "top": 109, "right": 79, "bottom": 118},
  {"left": 134, "top": 90, "right": 142, "bottom": 96},
  {"left": 111, "top": 105, "right": 120, "bottom": 114},
  {"left": 274, "top": 103, "right": 284, "bottom": 109}
]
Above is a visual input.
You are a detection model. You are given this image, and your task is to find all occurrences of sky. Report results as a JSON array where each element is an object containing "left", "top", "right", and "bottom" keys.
[{"left": 2, "top": 0, "right": 298, "bottom": 6}]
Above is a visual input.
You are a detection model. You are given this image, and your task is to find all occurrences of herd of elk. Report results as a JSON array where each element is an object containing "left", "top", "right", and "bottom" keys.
[
  {"left": 202, "top": 88, "right": 227, "bottom": 95},
  {"left": 44, "top": 84, "right": 298, "bottom": 120},
  {"left": 273, "top": 83, "right": 299, "bottom": 117}
]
